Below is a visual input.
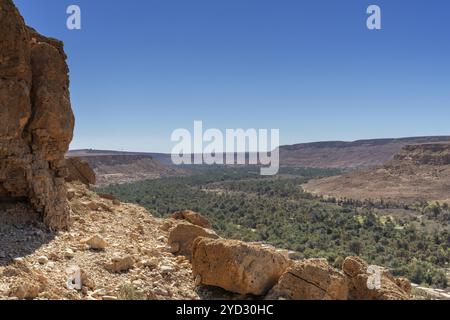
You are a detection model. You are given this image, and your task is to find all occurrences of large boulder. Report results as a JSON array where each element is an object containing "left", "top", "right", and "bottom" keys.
[
  {"left": 0, "top": 0, "right": 74, "bottom": 230},
  {"left": 192, "top": 238, "right": 292, "bottom": 296},
  {"left": 171, "top": 210, "right": 212, "bottom": 229},
  {"left": 168, "top": 222, "right": 219, "bottom": 260},
  {"left": 266, "top": 259, "right": 348, "bottom": 300},
  {"left": 342, "top": 256, "right": 410, "bottom": 300},
  {"left": 66, "top": 157, "right": 96, "bottom": 186}
]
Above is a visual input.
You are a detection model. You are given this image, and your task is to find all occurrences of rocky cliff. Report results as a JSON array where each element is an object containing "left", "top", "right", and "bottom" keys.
[{"left": 0, "top": 0, "right": 74, "bottom": 229}]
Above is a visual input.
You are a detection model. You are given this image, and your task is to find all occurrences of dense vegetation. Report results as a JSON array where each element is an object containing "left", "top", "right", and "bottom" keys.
[{"left": 99, "top": 166, "right": 449, "bottom": 288}]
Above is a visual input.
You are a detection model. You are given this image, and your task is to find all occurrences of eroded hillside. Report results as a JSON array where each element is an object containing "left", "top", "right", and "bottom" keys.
[{"left": 303, "top": 143, "right": 450, "bottom": 204}]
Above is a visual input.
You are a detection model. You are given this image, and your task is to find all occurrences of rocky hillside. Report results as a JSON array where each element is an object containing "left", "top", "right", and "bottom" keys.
[
  {"left": 303, "top": 143, "right": 450, "bottom": 204},
  {"left": 67, "top": 151, "right": 186, "bottom": 186},
  {"left": 0, "top": 181, "right": 415, "bottom": 300},
  {"left": 280, "top": 136, "right": 450, "bottom": 169}
]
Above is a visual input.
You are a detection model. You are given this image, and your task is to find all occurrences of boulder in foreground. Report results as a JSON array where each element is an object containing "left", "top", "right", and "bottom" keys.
[
  {"left": 192, "top": 238, "right": 292, "bottom": 296},
  {"left": 266, "top": 259, "right": 348, "bottom": 300}
]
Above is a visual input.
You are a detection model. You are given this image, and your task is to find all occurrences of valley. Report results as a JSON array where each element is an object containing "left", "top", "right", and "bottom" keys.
[{"left": 99, "top": 166, "right": 450, "bottom": 289}]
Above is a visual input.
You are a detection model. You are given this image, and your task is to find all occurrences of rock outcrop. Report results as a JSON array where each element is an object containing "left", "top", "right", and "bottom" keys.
[
  {"left": 171, "top": 210, "right": 212, "bottom": 229},
  {"left": 192, "top": 238, "right": 292, "bottom": 296},
  {"left": 168, "top": 222, "right": 219, "bottom": 260},
  {"left": 266, "top": 259, "right": 348, "bottom": 300},
  {"left": 0, "top": 0, "right": 74, "bottom": 229},
  {"left": 342, "top": 256, "right": 410, "bottom": 300},
  {"left": 393, "top": 143, "right": 450, "bottom": 166},
  {"left": 66, "top": 157, "right": 96, "bottom": 186}
]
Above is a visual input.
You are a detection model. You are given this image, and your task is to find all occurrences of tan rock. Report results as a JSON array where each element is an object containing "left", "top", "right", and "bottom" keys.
[
  {"left": 168, "top": 222, "right": 219, "bottom": 260},
  {"left": 37, "top": 256, "right": 48, "bottom": 265},
  {"left": 171, "top": 210, "right": 212, "bottom": 229},
  {"left": 8, "top": 283, "right": 41, "bottom": 300},
  {"left": 266, "top": 259, "right": 348, "bottom": 300},
  {"left": 342, "top": 256, "right": 410, "bottom": 300},
  {"left": 192, "top": 238, "right": 292, "bottom": 296},
  {"left": 82, "top": 235, "right": 109, "bottom": 250},
  {"left": 81, "top": 269, "right": 95, "bottom": 290},
  {"left": 105, "top": 255, "right": 135, "bottom": 273}
]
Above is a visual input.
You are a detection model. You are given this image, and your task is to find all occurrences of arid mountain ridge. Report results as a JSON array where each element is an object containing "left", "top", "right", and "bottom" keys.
[
  {"left": 68, "top": 136, "right": 450, "bottom": 186},
  {"left": 303, "top": 143, "right": 450, "bottom": 204}
]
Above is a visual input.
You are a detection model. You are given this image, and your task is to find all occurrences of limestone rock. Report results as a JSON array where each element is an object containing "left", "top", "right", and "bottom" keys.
[
  {"left": 82, "top": 235, "right": 109, "bottom": 251},
  {"left": 342, "top": 256, "right": 410, "bottom": 300},
  {"left": 66, "top": 157, "right": 96, "bottom": 186},
  {"left": 266, "top": 259, "right": 348, "bottom": 300},
  {"left": 105, "top": 255, "right": 135, "bottom": 273},
  {"left": 168, "top": 222, "right": 219, "bottom": 260},
  {"left": 192, "top": 238, "right": 292, "bottom": 296},
  {"left": 0, "top": 0, "right": 74, "bottom": 230},
  {"left": 171, "top": 210, "right": 212, "bottom": 229}
]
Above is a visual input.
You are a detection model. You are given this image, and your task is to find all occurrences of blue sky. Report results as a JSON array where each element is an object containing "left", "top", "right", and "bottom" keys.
[{"left": 14, "top": 0, "right": 450, "bottom": 152}]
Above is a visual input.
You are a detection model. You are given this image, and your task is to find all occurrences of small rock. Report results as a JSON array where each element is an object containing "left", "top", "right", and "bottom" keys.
[
  {"left": 153, "top": 287, "right": 169, "bottom": 297},
  {"left": 37, "top": 256, "right": 48, "bottom": 265},
  {"left": 64, "top": 249, "right": 75, "bottom": 259},
  {"left": 9, "top": 283, "right": 41, "bottom": 300},
  {"left": 102, "top": 296, "right": 118, "bottom": 301},
  {"left": 105, "top": 255, "right": 135, "bottom": 273},
  {"left": 82, "top": 235, "right": 109, "bottom": 250},
  {"left": 160, "top": 265, "right": 174, "bottom": 275}
]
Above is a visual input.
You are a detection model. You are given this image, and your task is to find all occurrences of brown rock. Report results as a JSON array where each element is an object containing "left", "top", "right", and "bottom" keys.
[
  {"left": 168, "top": 222, "right": 219, "bottom": 260},
  {"left": 171, "top": 210, "right": 212, "bottom": 229},
  {"left": 266, "top": 259, "right": 348, "bottom": 300},
  {"left": 192, "top": 238, "right": 292, "bottom": 296},
  {"left": 0, "top": 0, "right": 74, "bottom": 230},
  {"left": 395, "top": 277, "right": 412, "bottom": 296},
  {"left": 342, "top": 257, "right": 410, "bottom": 300},
  {"left": 66, "top": 157, "right": 96, "bottom": 186}
]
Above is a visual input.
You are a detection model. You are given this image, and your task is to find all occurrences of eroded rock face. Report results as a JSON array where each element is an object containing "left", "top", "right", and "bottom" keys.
[
  {"left": 342, "top": 256, "right": 410, "bottom": 300},
  {"left": 0, "top": 0, "right": 74, "bottom": 229},
  {"left": 192, "top": 238, "right": 292, "bottom": 296},
  {"left": 66, "top": 157, "right": 96, "bottom": 186},
  {"left": 266, "top": 259, "right": 348, "bottom": 300}
]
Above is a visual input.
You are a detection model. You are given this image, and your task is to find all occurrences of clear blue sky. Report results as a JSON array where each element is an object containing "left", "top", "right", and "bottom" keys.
[{"left": 14, "top": 0, "right": 450, "bottom": 152}]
